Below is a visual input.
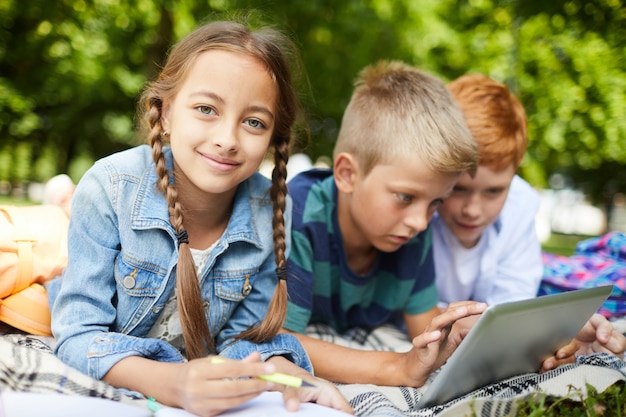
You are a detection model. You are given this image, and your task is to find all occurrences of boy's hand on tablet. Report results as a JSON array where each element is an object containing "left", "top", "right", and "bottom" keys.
[
  {"left": 540, "top": 340, "right": 579, "bottom": 373},
  {"left": 541, "top": 314, "right": 626, "bottom": 373},
  {"left": 403, "top": 301, "right": 487, "bottom": 386},
  {"left": 573, "top": 313, "right": 626, "bottom": 358}
]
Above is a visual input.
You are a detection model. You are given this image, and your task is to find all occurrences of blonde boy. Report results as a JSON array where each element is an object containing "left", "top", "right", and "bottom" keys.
[{"left": 282, "top": 61, "right": 487, "bottom": 387}]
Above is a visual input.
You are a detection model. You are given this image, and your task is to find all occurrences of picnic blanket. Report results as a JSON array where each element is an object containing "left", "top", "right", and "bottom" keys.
[
  {"left": 2, "top": 323, "right": 626, "bottom": 416},
  {"left": 307, "top": 324, "right": 626, "bottom": 416},
  {"left": 541, "top": 231, "right": 626, "bottom": 318}
]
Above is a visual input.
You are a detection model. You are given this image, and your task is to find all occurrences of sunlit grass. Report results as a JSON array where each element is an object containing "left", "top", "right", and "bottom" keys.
[
  {"left": 541, "top": 233, "right": 591, "bottom": 256},
  {"left": 0, "top": 195, "right": 33, "bottom": 206},
  {"left": 515, "top": 381, "right": 626, "bottom": 417}
]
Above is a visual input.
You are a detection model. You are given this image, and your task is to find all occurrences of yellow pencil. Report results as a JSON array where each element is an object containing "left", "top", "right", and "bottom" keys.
[
  {"left": 210, "top": 356, "right": 315, "bottom": 388},
  {"left": 258, "top": 372, "right": 315, "bottom": 387}
]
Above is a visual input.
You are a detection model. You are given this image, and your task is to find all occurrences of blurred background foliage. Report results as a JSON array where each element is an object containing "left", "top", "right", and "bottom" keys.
[{"left": 1, "top": 0, "right": 625, "bottom": 204}]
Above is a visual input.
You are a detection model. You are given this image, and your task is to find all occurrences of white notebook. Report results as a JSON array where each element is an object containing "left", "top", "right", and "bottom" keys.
[
  {"left": 155, "top": 391, "right": 352, "bottom": 417},
  {"left": 1, "top": 393, "right": 150, "bottom": 417},
  {"left": 0, "top": 391, "right": 352, "bottom": 417}
]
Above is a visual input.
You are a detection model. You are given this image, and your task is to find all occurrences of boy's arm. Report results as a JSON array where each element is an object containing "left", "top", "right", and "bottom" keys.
[
  {"left": 404, "top": 306, "right": 440, "bottom": 340},
  {"left": 282, "top": 330, "right": 408, "bottom": 386},
  {"left": 282, "top": 302, "right": 486, "bottom": 387}
]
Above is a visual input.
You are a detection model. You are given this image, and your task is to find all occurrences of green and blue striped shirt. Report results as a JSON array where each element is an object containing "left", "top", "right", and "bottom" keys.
[{"left": 284, "top": 169, "right": 438, "bottom": 334}]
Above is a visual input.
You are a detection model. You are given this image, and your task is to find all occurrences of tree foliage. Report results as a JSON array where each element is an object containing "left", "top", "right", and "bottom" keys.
[{"left": 1, "top": 0, "right": 625, "bottom": 202}]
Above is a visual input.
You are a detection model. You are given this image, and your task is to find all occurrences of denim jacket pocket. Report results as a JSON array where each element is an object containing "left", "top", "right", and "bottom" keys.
[
  {"left": 213, "top": 268, "right": 258, "bottom": 301},
  {"left": 115, "top": 257, "right": 164, "bottom": 296},
  {"left": 211, "top": 268, "right": 258, "bottom": 328},
  {"left": 114, "top": 256, "right": 164, "bottom": 332}
]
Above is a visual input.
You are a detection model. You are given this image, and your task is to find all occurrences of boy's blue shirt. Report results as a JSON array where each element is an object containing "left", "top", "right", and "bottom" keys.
[
  {"left": 284, "top": 169, "right": 438, "bottom": 334},
  {"left": 49, "top": 145, "right": 311, "bottom": 380}
]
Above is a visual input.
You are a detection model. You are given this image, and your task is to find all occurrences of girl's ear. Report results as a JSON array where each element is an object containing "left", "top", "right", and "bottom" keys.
[
  {"left": 334, "top": 152, "right": 359, "bottom": 194},
  {"left": 161, "top": 103, "right": 171, "bottom": 133}
]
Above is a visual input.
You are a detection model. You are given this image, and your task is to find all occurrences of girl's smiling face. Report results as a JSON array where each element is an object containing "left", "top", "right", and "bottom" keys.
[{"left": 162, "top": 49, "right": 277, "bottom": 198}]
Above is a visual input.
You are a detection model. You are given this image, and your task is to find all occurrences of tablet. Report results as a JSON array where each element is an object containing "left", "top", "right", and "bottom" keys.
[{"left": 417, "top": 285, "right": 614, "bottom": 408}]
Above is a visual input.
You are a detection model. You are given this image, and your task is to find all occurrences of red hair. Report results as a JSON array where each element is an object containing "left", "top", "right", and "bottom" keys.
[{"left": 448, "top": 74, "right": 527, "bottom": 170}]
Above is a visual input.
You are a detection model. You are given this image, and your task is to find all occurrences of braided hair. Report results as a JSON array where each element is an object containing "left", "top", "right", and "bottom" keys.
[{"left": 138, "top": 20, "right": 299, "bottom": 359}]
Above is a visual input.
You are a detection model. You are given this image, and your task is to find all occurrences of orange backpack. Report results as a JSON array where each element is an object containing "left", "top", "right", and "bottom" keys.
[{"left": 0, "top": 205, "right": 69, "bottom": 335}]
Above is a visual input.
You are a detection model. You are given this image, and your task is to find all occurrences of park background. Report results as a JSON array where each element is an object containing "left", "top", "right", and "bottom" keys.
[{"left": 1, "top": 0, "right": 625, "bottom": 252}]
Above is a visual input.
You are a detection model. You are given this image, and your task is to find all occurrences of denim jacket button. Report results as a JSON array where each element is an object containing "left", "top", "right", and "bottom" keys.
[
  {"left": 123, "top": 275, "right": 136, "bottom": 289},
  {"left": 242, "top": 283, "right": 252, "bottom": 296}
]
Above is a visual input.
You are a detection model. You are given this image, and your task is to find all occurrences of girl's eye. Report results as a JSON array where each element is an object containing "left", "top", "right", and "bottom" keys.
[
  {"left": 197, "top": 105, "right": 215, "bottom": 115},
  {"left": 245, "top": 119, "right": 266, "bottom": 129}
]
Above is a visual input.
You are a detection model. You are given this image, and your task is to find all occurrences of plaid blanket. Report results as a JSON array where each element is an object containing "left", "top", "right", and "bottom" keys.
[
  {"left": 307, "top": 324, "right": 626, "bottom": 417},
  {"left": 0, "top": 331, "right": 131, "bottom": 403},
  {"left": 1, "top": 324, "right": 625, "bottom": 417}
]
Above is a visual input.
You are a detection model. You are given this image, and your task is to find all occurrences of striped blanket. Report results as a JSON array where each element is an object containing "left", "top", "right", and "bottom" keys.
[
  {"left": 1, "top": 324, "right": 625, "bottom": 417},
  {"left": 308, "top": 324, "right": 626, "bottom": 416}
]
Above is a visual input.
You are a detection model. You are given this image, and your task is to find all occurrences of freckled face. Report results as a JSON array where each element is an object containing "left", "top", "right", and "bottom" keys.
[
  {"left": 437, "top": 164, "right": 516, "bottom": 248},
  {"left": 162, "top": 49, "right": 277, "bottom": 197},
  {"left": 345, "top": 155, "right": 459, "bottom": 253}
]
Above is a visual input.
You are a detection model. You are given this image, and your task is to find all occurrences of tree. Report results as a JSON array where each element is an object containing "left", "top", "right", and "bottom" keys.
[
  {"left": 1, "top": 0, "right": 625, "bottom": 204},
  {"left": 0, "top": 0, "right": 176, "bottom": 183},
  {"left": 394, "top": 0, "right": 626, "bottom": 203}
]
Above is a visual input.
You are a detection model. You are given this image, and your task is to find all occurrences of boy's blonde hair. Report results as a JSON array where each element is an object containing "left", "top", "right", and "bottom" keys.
[
  {"left": 448, "top": 74, "right": 528, "bottom": 170},
  {"left": 334, "top": 61, "right": 478, "bottom": 176}
]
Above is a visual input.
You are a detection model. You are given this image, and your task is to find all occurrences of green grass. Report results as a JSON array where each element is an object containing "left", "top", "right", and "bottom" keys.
[
  {"left": 515, "top": 381, "right": 626, "bottom": 417},
  {"left": 541, "top": 233, "right": 592, "bottom": 256},
  {"left": 467, "top": 381, "right": 626, "bottom": 416},
  {"left": 0, "top": 195, "right": 34, "bottom": 206}
]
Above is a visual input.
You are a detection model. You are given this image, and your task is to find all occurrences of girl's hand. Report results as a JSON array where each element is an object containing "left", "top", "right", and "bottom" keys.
[
  {"left": 403, "top": 301, "right": 487, "bottom": 387},
  {"left": 267, "top": 356, "right": 354, "bottom": 414},
  {"left": 281, "top": 376, "right": 355, "bottom": 415},
  {"left": 174, "top": 352, "right": 275, "bottom": 417}
]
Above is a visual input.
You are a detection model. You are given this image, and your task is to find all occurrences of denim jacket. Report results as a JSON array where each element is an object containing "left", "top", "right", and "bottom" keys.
[{"left": 50, "top": 145, "right": 310, "bottom": 380}]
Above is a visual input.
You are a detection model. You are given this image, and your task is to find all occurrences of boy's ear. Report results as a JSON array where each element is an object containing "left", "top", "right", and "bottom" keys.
[{"left": 334, "top": 152, "right": 359, "bottom": 193}]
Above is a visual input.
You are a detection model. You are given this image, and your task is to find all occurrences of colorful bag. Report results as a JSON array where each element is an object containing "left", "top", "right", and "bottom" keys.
[
  {"left": 0, "top": 205, "right": 69, "bottom": 335},
  {"left": 539, "top": 231, "right": 626, "bottom": 319}
]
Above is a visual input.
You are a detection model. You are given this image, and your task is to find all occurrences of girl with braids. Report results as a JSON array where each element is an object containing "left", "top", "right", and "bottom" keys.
[{"left": 49, "top": 20, "right": 352, "bottom": 416}]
